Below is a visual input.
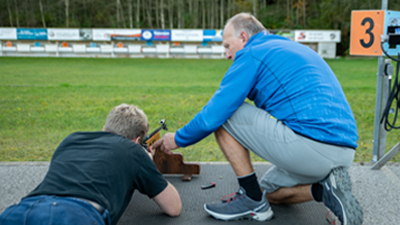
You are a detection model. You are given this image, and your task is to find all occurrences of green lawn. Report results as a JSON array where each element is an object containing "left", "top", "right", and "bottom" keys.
[{"left": 0, "top": 57, "right": 399, "bottom": 163}]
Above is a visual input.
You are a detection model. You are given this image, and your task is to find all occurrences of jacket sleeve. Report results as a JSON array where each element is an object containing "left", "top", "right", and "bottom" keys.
[{"left": 175, "top": 50, "right": 258, "bottom": 147}]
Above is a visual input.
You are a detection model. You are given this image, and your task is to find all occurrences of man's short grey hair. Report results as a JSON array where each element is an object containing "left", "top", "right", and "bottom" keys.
[
  {"left": 104, "top": 103, "right": 149, "bottom": 141},
  {"left": 225, "top": 12, "right": 266, "bottom": 38}
]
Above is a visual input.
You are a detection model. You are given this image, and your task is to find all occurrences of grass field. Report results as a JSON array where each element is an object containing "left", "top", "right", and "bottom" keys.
[{"left": 1, "top": 56, "right": 399, "bottom": 163}]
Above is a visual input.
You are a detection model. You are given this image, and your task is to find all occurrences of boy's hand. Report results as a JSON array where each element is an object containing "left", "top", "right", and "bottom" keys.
[{"left": 147, "top": 145, "right": 156, "bottom": 160}]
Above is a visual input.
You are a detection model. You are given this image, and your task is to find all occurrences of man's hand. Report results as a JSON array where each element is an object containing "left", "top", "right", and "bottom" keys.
[
  {"left": 151, "top": 132, "right": 180, "bottom": 154},
  {"left": 147, "top": 145, "right": 156, "bottom": 160}
]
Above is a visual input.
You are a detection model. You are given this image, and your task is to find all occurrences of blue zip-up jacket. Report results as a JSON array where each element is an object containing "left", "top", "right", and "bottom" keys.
[{"left": 175, "top": 31, "right": 358, "bottom": 149}]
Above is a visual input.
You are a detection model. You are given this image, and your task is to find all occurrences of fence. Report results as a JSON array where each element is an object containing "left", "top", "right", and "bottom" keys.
[{"left": 0, "top": 28, "right": 340, "bottom": 59}]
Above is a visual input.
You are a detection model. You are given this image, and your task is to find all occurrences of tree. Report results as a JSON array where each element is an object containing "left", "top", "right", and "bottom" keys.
[
  {"left": 168, "top": 0, "right": 173, "bottom": 28},
  {"left": 210, "top": 0, "right": 214, "bottom": 29},
  {"left": 65, "top": 0, "right": 69, "bottom": 27},
  {"left": 201, "top": 0, "right": 205, "bottom": 28},
  {"left": 177, "top": 0, "right": 182, "bottom": 28},
  {"left": 13, "top": 0, "right": 20, "bottom": 27},
  {"left": 220, "top": 0, "right": 224, "bottom": 28},
  {"left": 128, "top": 0, "right": 133, "bottom": 28},
  {"left": 252, "top": 0, "right": 256, "bottom": 17},
  {"left": 145, "top": 0, "right": 152, "bottom": 28},
  {"left": 160, "top": 0, "right": 165, "bottom": 29},
  {"left": 136, "top": 0, "right": 140, "bottom": 28},
  {"left": 116, "top": 0, "right": 121, "bottom": 26},
  {"left": 6, "top": 0, "right": 14, "bottom": 27}
]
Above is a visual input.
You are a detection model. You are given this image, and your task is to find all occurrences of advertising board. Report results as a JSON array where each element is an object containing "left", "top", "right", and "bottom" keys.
[
  {"left": 48, "top": 28, "right": 80, "bottom": 40},
  {"left": 17, "top": 28, "right": 47, "bottom": 40},
  {"left": 93, "top": 29, "right": 141, "bottom": 41},
  {"left": 171, "top": 29, "right": 203, "bottom": 42},
  {"left": 294, "top": 30, "right": 341, "bottom": 43},
  {"left": 141, "top": 29, "right": 171, "bottom": 41},
  {"left": 0, "top": 28, "right": 17, "bottom": 40},
  {"left": 203, "top": 30, "right": 223, "bottom": 42}
]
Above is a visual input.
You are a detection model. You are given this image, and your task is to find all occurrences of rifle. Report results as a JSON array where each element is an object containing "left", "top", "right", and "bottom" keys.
[
  {"left": 141, "top": 119, "right": 168, "bottom": 151},
  {"left": 140, "top": 118, "right": 200, "bottom": 181}
]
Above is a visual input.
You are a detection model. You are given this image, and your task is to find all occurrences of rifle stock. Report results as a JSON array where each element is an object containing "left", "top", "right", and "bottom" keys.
[{"left": 141, "top": 118, "right": 201, "bottom": 181}]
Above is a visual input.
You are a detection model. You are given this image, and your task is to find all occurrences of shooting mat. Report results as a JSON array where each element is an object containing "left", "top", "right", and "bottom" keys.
[{"left": 118, "top": 163, "right": 332, "bottom": 225}]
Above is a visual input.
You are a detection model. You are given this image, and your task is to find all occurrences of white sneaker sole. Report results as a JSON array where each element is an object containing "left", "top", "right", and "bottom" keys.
[
  {"left": 204, "top": 204, "right": 274, "bottom": 221},
  {"left": 328, "top": 168, "right": 363, "bottom": 225}
]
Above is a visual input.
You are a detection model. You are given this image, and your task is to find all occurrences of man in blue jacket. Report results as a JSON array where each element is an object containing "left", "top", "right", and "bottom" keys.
[{"left": 153, "top": 13, "right": 363, "bottom": 225}]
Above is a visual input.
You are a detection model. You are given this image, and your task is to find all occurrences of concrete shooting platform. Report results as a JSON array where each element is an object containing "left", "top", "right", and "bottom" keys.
[{"left": 0, "top": 162, "right": 399, "bottom": 225}]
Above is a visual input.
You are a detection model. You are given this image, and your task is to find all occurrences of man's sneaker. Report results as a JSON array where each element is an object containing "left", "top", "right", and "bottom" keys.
[
  {"left": 204, "top": 187, "right": 274, "bottom": 221},
  {"left": 321, "top": 167, "right": 363, "bottom": 225}
]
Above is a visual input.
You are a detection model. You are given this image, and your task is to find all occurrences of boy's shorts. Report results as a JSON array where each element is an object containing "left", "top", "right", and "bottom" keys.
[{"left": 222, "top": 102, "right": 355, "bottom": 193}]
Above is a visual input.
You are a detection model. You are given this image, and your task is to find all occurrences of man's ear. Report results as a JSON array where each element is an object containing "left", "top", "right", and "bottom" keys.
[
  {"left": 240, "top": 31, "right": 250, "bottom": 46},
  {"left": 102, "top": 126, "right": 105, "bottom": 131}
]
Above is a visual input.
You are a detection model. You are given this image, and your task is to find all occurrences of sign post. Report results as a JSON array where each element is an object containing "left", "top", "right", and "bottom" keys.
[
  {"left": 350, "top": 10, "right": 388, "bottom": 165},
  {"left": 350, "top": 0, "right": 400, "bottom": 169}
]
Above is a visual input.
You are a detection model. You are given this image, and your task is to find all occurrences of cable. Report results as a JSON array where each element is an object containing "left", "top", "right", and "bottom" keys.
[
  {"left": 380, "top": 42, "right": 400, "bottom": 131},
  {"left": 381, "top": 41, "right": 400, "bottom": 63}
]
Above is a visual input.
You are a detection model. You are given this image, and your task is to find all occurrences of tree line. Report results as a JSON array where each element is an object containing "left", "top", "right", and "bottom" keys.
[{"left": 0, "top": 0, "right": 396, "bottom": 55}]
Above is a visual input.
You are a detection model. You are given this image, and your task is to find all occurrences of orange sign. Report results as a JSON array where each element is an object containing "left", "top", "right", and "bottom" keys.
[{"left": 350, "top": 10, "right": 385, "bottom": 56}]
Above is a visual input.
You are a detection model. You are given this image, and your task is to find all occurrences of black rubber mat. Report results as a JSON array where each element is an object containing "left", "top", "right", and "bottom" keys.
[{"left": 118, "top": 163, "right": 331, "bottom": 225}]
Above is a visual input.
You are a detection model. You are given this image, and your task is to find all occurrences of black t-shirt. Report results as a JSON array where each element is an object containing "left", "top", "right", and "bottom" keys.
[{"left": 26, "top": 131, "right": 168, "bottom": 225}]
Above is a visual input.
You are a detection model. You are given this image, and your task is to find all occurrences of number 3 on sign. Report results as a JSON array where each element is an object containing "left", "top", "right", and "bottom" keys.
[{"left": 350, "top": 10, "right": 385, "bottom": 56}]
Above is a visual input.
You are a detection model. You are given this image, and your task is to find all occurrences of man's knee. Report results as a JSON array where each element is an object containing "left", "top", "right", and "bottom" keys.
[
  {"left": 214, "top": 126, "right": 225, "bottom": 136},
  {"left": 214, "top": 126, "right": 231, "bottom": 141}
]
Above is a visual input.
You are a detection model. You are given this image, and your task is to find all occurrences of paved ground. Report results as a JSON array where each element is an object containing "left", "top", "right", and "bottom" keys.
[{"left": 0, "top": 162, "right": 399, "bottom": 225}]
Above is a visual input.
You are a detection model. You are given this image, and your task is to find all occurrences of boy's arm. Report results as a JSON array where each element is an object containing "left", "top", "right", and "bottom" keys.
[{"left": 152, "top": 181, "right": 182, "bottom": 217}]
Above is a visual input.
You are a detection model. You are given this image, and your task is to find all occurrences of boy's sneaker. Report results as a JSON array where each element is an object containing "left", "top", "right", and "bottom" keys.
[
  {"left": 204, "top": 187, "right": 274, "bottom": 221},
  {"left": 321, "top": 167, "right": 363, "bottom": 225}
]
